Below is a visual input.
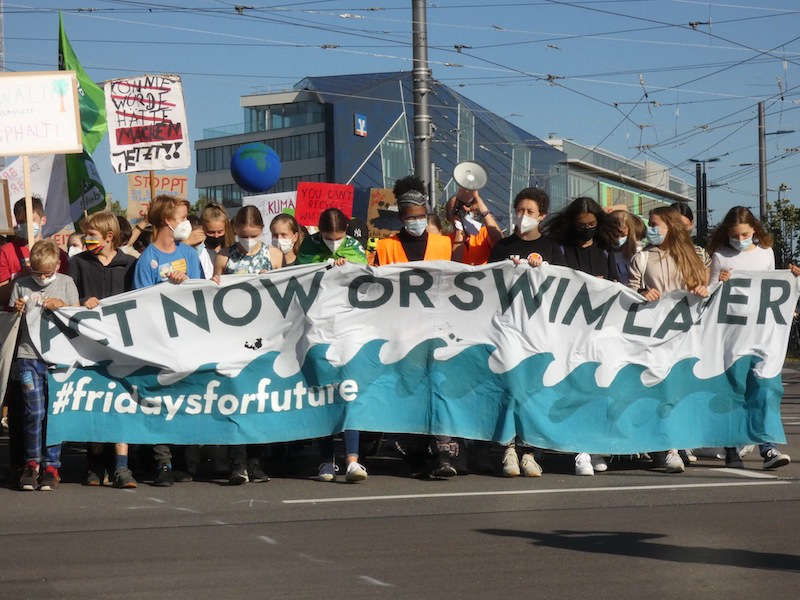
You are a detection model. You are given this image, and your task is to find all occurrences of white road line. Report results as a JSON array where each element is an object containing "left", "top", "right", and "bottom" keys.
[
  {"left": 147, "top": 497, "right": 166, "bottom": 504},
  {"left": 709, "top": 468, "right": 779, "bottom": 479},
  {"left": 258, "top": 535, "right": 277, "bottom": 545},
  {"left": 212, "top": 520, "right": 228, "bottom": 526},
  {"left": 174, "top": 507, "right": 201, "bottom": 514},
  {"left": 359, "top": 576, "right": 394, "bottom": 587},
  {"left": 125, "top": 506, "right": 161, "bottom": 510},
  {"left": 296, "top": 552, "right": 334, "bottom": 565},
  {"left": 782, "top": 421, "right": 800, "bottom": 425},
  {"left": 283, "top": 481, "right": 792, "bottom": 504}
]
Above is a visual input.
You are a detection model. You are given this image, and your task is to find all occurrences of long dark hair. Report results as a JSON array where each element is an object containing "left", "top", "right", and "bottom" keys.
[
  {"left": 541, "top": 196, "right": 616, "bottom": 249},
  {"left": 707, "top": 206, "right": 773, "bottom": 256},
  {"left": 609, "top": 209, "right": 639, "bottom": 260}
]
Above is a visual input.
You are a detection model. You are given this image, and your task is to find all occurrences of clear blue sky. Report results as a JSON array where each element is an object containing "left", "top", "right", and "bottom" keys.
[{"left": 5, "top": 0, "right": 800, "bottom": 223}]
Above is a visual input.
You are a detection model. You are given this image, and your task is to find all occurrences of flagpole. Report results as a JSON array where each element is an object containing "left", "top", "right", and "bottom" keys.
[
  {"left": 22, "top": 155, "right": 34, "bottom": 245},
  {"left": 149, "top": 170, "right": 157, "bottom": 203}
]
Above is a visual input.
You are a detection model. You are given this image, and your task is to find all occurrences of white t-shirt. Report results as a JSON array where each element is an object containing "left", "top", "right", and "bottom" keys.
[{"left": 709, "top": 244, "right": 775, "bottom": 284}]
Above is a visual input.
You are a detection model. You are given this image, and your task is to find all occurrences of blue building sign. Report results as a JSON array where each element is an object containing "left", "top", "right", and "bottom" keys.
[{"left": 354, "top": 113, "right": 368, "bottom": 137}]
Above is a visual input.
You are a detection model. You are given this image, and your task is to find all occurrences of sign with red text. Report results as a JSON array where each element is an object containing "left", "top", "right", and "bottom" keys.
[
  {"left": 104, "top": 74, "right": 190, "bottom": 174},
  {"left": 294, "top": 182, "right": 353, "bottom": 226},
  {"left": 126, "top": 172, "right": 188, "bottom": 225},
  {"left": 0, "top": 71, "right": 83, "bottom": 157}
]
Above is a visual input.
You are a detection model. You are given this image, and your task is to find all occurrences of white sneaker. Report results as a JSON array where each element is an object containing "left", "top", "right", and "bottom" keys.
[
  {"left": 664, "top": 450, "right": 685, "bottom": 473},
  {"left": 315, "top": 462, "right": 337, "bottom": 482},
  {"left": 345, "top": 461, "right": 368, "bottom": 482},
  {"left": 520, "top": 453, "right": 543, "bottom": 477},
  {"left": 502, "top": 447, "right": 520, "bottom": 477},
  {"left": 575, "top": 453, "right": 594, "bottom": 476},
  {"left": 591, "top": 455, "right": 608, "bottom": 472}
]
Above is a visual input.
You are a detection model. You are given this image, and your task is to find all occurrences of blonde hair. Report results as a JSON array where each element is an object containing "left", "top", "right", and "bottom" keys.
[
  {"left": 29, "top": 239, "right": 60, "bottom": 272},
  {"left": 148, "top": 195, "right": 180, "bottom": 229},
  {"left": 650, "top": 206, "right": 708, "bottom": 289},
  {"left": 201, "top": 203, "right": 234, "bottom": 247},
  {"left": 82, "top": 211, "right": 121, "bottom": 247}
]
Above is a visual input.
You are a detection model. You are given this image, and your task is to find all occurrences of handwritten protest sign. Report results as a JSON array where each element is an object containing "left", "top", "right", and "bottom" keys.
[
  {"left": 367, "top": 188, "right": 401, "bottom": 239},
  {"left": 295, "top": 182, "right": 353, "bottom": 226},
  {"left": 243, "top": 191, "right": 296, "bottom": 245},
  {"left": 0, "top": 71, "right": 83, "bottom": 157},
  {"left": 126, "top": 172, "right": 188, "bottom": 225},
  {"left": 104, "top": 74, "right": 190, "bottom": 174}
]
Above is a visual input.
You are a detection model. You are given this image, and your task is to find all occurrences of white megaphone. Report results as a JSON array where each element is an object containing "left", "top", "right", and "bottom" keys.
[{"left": 453, "top": 161, "right": 488, "bottom": 191}]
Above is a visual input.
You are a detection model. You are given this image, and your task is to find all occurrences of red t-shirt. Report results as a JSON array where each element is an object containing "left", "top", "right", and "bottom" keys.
[{"left": 0, "top": 239, "right": 70, "bottom": 284}]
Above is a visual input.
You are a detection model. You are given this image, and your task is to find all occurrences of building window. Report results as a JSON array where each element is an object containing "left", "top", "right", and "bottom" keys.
[
  {"left": 196, "top": 132, "right": 326, "bottom": 173},
  {"left": 380, "top": 116, "right": 413, "bottom": 190},
  {"left": 457, "top": 104, "right": 475, "bottom": 163}
]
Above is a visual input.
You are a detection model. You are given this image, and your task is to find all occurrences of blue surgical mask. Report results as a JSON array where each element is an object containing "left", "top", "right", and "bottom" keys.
[
  {"left": 646, "top": 226, "right": 665, "bottom": 246},
  {"left": 404, "top": 218, "right": 428, "bottom": 237},
  {"left": 729, "top": 237, "right": 753, "bottom": 252},
  {"left": 14, "top": 223, "right": 41, "bottom": 241},
  {"left": 615, "top": 236, "right": 628, "bottom": 248}
]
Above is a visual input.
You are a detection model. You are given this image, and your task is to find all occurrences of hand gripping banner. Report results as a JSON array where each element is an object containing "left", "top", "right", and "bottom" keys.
[{"left": 29, "top": 262, "right": 798, "bottom": 453}]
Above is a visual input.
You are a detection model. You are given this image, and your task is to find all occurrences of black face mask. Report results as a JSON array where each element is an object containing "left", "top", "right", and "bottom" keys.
[
  {"left": 205, "top": 236, "right": 225, "bottom": 250},
  {"left": 574, "top": 225, "right": 597, "bottom": 242}
]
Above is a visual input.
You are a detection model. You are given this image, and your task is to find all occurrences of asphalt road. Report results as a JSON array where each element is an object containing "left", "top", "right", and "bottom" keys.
[{"left": 2, "top": 368, "right": 800, "bottom": 599}]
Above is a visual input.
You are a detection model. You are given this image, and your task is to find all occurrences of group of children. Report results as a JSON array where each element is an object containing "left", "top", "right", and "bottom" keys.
[{"left": 0, "top": 177, "right": 795, "bottom": 490}]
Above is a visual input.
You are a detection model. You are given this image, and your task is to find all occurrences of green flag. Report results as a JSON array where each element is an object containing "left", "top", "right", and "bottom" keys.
[{"left": 58, "top": 12, "right": 106, "bottom": 154}]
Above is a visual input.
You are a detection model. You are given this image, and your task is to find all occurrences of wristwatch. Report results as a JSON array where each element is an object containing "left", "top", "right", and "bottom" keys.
[{"left": 479, "top": 210, "right": 490, "bottom": 218}]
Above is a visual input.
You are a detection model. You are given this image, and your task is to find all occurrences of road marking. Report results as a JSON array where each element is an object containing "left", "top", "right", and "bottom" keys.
[
  {"left": 782, "top": 421, "right": 800, "bottom": 425},
  {"left": 174, "top": 507, "right": 201, "bottom": 514},
  {"left": 125, "top": 505, "right": 161, "bottom": 510},
  {"left": 283, "top": 481, "right": 792, "bottom": 504},
  {"left": 707, "top": 468, "right": 778, "bottom": 479},
  {"left": 258, "top": 535, "right": 277, "bottom": 545},
  {"left": 212, "top": 520, "right": 228, "bottom": 526},
  {"left": 359, "top": 576, "right": 393, "bottom": 587},
  {"left": 147, "top": 497, "right": 166, "bottom": 504},
  {"left": 296, "top": 552, "right": 334, "bottom": 565}
]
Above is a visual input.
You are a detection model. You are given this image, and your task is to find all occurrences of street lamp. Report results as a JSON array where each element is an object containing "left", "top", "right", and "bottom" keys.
[{"left": 688, "top": 156, "right": 722, "bottom": 241}]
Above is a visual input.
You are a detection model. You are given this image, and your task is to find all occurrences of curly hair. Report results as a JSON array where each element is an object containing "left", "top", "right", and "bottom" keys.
[{"left": 707, "top": 206, "right": 773, "bottom": 256}]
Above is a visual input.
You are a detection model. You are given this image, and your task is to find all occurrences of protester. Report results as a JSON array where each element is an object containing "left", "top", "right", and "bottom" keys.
[
  {"left": 67, "top": 233, "right": 85, "bottom": 257},
  {"left": 541, "top": 197, "right": 619, "bottom": 476},
  {"left": 671, "top": 202, "right": 711, "bottom": 269},
  {"left": 608, "top": 209, "right": 641, "bottom": 286},
  {"left": 9, "top": 240, "right": 79, "bottom": 491},
  {"left": 628, "top": 206, "right": 709, "bottom": 474},
  {"left": 186, "top": 215, "right": 214, "bottom": 279},
  {"left": 117, "top": 216, "right": 141, "bottom": 259},
  {"left": 708, "top": 206, "right": 792, "bottom": 470},
  {"left": 133, "top": 196, "right": 203, "bottom": 486},
  {"left": 427, "top": 214, "right": 443, "bottom": 235},
  {"left": 201, "top": 203, "right": 233, "bottom": 255},
  {"left": 296, "top": 208, "right": 368, "bottom": 482},
  {"left": 70, "top": 211, "right": 138, "bottom": 488},
  {"left": 0, "top": 197, "right": 69, "bottom": 306},
  {"left": 270, "top": 214, "right": 303, "bottom": 267},
  {"left": 446, "top": 188, "right": 503, "bottom": 265}
]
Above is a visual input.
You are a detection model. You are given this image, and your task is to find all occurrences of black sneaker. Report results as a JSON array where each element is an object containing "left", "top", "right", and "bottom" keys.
[
  {"left": 172, "top": 470, "right": 194, "bottom": 483},
  {"left": 152, "top": 463, "right": 174, "bottom": 487},
  {"left": 725, "top": 447, "right": 744, "bottom": 469},
  {"left": 763, "top": 448, "right": 791, "bottom": 470},
  {"left": 247, "top": 462, "right": 270, "bottom": 483},
  {"left": 229, "top": 467, "right": 249, "bottom": 485},
  {"left": 429, "top": 461, "right": 457, "bottom": 480},
  {"left": 113, "top": 467, "right": 138, "bottom": 489},
  {"left": 39, "top": 467, "right": 60, "bottom": 491},
  {"left": 19, "top": 461, "right": 39, "bottom": 491}
]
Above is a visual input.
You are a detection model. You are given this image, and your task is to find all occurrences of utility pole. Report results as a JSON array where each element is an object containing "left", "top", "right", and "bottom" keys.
[
  {"left": 695, "top": 162, "right": 702, "bottom": 235},
  {"left": 758, "top": 101, "right": 768, "bottom": 220},
  {"left": 411, "top": 0, "right": 432, "bottom": 206}
]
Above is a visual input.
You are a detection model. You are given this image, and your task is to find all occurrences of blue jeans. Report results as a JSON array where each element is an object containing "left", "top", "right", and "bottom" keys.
[
  {"left": 15, "top": 359, "right": 61, "bottom": 468},
  {"left": 320, "top": 430, "right": 359, "bottom": 462}
]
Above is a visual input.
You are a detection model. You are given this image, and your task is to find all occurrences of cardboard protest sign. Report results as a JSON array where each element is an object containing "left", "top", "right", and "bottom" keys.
[
  {"left": 295, "top": 182, "right": 353, "bottom": 226},
  {"left": 126, "top": 172, "right": 188, "bottom": 225},
  {"left": 104, "top": 74, "right": 190, "bottom": 174},
  {"left": 366, "top": 188, "right": 401, "bottom": 239},
  {"left": 0, "top": 71, "right": 83, "bottom": 157},
  {"left": 0, "top": 180, "right": 11, "bottom": 234},
  {"left": 243, "top": 191, "right": 297, "bottom": 246}
]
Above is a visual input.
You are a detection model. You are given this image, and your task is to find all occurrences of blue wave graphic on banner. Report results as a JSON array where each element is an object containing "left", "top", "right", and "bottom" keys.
[{"left": 47, "top": 339, "right": 785, "bottom": 453}]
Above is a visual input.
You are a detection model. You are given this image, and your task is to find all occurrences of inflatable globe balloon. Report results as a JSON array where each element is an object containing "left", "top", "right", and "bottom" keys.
[{"left": 230, "top": 142, "right": 281, "bottom": 193}]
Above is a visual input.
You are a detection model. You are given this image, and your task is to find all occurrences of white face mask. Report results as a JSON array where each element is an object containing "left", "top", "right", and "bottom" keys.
[
  {"left": 33, "top": 274, "right": 56, "bottom": 287},
  {"left": 68, "top": 246, "right": 82, "bottom": 257},
  {"left": 273, "top": 237, "right": 295, "bottom": 254},
  {"left": 237, "top": 236, "right": 260, "bottom": 252},
  {"left": 514, "top": 214, "right": 539, "bottom": 235},
  {"left": 324, "top": 237, "right": 344, "bottom": 253},
  {"left": 171, "top": 219, "right": 192, "bottom": 241},
  {"left": 404, "top": 218, "right": 428, "bottom": 237}
]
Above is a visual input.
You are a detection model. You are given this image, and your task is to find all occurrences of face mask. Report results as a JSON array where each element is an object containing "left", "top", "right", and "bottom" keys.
[
  {"left": 404, "top": 218, "right": 428, "bottom": 237},
  {"left": 68, "top": 246, "right": 83, "bottom": 257},
  {"left": 615, "top": 236, "right": 628, "bottom": 248},
  {"left": 729, "top": 237, "right": 753, "bottom": 252},
  {"left": 324, "top": 237, "right": 344, "bottom": 254},
  {"left": 205, "top": 236, "right": 224, "bottom": 250},
  {"left": 85, "top": 238, "right": 104, "bottom": 255},
  {"left": 272, "top": 237, "right": 295, "bottom": 254},
  {"left": 646, "top": 226, "right": 665, "bottom": 246},
  {"left": 33, "top": 274, "right": 56, "bottom": 287},
  {"left": 14, "top": 223, "right": 41, "bottom": 241},
  {"left": 514, "top": 214, "right": 539, "bottom": 235},
  {"left": 171, "top": 219, "right": 192, "bottom": 241},
  {"left": 237, "top": 236, "right": 260, "bottom": 252},
  {"left": 574, "top": 225, "right": 597, "bottom": 242}
]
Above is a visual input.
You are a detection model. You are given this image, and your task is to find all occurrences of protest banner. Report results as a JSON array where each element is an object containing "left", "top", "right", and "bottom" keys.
[
  {"left": 295, "top": 182, "right": 353, "bottom": 226},
  {"left": 0, "top": 71, "right": 83, "bottom": 243},
  {"left": 126, "top": 172, "right": 188, "bottom": 225},
  {"left": 243, "top": 191, "right": 297, "bottom": 245},
  {"left": 0, "top": 312, "right": 21, "bottom": 410},
  {"left": 0, "top": 180, "right": 11, "bottom": 234},
  {"left": 31, "top": 263, "right": 798, "bottom": 452},
  {"left": 104, "top": 74, "right": 190, "bottom": 175},
  {"left": 367, "top": 188, "right": 401, "bottom": 239}
]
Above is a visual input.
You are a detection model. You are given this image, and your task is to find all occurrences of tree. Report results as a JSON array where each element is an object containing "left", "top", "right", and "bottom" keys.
[
  {"left": 765, "top": 198, "right": 799, "bottom": 268},
  {"left": 107, "top": 198, "right": 127, "bottom": 218}
]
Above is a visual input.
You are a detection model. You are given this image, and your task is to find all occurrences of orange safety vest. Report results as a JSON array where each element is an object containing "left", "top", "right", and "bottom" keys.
[{"left": 377, "top": 233, "right": 452, "bottom": 265}]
